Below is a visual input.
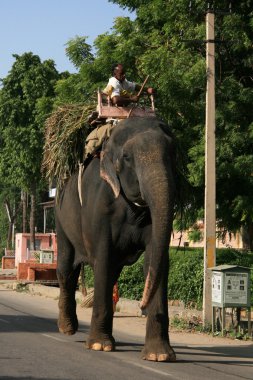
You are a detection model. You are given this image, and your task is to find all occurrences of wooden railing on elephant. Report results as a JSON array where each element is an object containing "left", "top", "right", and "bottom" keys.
[{"left": 97, "top": 90, "right": 156, "bottom": 119}]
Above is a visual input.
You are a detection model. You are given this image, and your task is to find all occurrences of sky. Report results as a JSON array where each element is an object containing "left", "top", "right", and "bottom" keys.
[{"left": 0, "top": 0, "right": 133, "bottom": 79}]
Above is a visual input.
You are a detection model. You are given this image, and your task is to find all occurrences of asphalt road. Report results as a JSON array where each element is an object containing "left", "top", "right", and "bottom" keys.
[{"left": 0, "top": 287, "right": 253, "bottom": 380}]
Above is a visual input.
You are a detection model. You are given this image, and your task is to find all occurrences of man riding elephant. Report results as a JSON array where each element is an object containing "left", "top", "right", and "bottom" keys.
[
  {"left": 104, "top": 63, "right": 154, "bottom": 106},
  {"left": 84, "top": 64, "right": 154, "bottom": 159}
]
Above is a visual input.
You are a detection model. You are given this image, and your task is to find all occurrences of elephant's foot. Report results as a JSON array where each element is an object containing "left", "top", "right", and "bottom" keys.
[
  {"left": 86, "top": 336, "right": 115, "bottom": 352},
  {"left": 141, "top": 344, "right": 176, "bottom": 362},
  {"left": 58, "top": 313, "right": 78, "bottom": 335}
]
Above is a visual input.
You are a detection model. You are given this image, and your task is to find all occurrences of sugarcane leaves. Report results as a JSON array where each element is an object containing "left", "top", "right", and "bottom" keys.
[{"left": 42, "top": 103, "right": 95, "bottom": 192}]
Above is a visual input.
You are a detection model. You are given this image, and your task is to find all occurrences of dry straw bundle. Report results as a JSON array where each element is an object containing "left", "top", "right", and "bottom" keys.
[
  {"left": 42, "top": 102, "right": 95, "bottom": 192},
  {"left": 81, "top": 288, "right": 94, "bottom": 308}
]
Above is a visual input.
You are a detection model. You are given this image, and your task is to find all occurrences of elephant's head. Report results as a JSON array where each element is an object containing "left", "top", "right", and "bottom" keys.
[{"left": 100, "top": 117, "right": 175, "bottom": 308}]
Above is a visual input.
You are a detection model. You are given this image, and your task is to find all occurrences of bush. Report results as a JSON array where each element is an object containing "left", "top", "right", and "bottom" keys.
[
  {"left": 168, "top": 248, "right": 204, "bottom": 308},
  {"left": 188, "top": 229, "right": 203, "bottom": 243},
  {"left": 169, "top": 247, "right": 253, "bottom": 308},
  {"left": 216, "top": 248, "right": 253, "bottom": 267},
  {"left": 83, "top": 260, "right": 145, "bottom": 301},
  {"left": 83, "top": 264, "right": 94, "bottom": 288},
  {"left": 82, "top": 248, "right": 253, "bottom": 307},
  {"left": 118, "top": 259, "right": 145, "bottom": 300}
]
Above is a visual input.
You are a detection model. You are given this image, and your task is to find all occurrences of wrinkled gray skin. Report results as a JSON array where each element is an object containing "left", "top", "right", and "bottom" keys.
[{"left": 55, "top": 117, "right": 176, "bottom": 362}]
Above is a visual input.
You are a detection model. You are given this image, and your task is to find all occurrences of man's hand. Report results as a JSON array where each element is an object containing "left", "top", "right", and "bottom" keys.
[
  {"left": 146, "top": 87, "right": 154, "bottom": 95},
  {"left": 130, "top": 95, "right": 139, "bottom": 102}
]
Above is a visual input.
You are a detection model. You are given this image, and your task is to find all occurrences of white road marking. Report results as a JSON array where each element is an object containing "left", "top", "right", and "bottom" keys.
[
  {"left": 124, "top": 359, "right": 176, "bottom": 378},
  {"left": 0, "top": 318, "right": 10, "bottom": 323},
  {"left": 41, "top": 333, "right": 68, "bottom": 342}
]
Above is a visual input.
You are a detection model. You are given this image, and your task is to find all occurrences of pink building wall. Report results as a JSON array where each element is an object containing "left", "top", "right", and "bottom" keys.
[
  {"left": 170, "top": 227, "right": 243, "bottom": 249},
  {"left": 15, "top": 233, "right": 57, "bottom": 267}
]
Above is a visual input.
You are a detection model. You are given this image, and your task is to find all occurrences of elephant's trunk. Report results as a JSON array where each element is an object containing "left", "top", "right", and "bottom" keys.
[{"left": 138, "top": 162, "right": 175, "bottom": 309}]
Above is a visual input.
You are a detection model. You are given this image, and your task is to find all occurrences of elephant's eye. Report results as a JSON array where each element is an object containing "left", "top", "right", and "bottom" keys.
[{"left": 123, "top": 153, "right": 131, "bottom": 162}]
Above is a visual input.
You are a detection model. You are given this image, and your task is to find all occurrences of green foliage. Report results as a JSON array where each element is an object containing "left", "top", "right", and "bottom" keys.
[
  {"left": 118, "top": 260, "right": 145, "bottom": 300},
  {"left": 169, "top": 248, "right": 253, "bottom": 307},
  {"left": 65, "top": 36, "right": 94, "bottom": 69},
  {"left": 0, "top": 53, "right": 59, "bottom": 192},
  {"left": 54, "top": 74, "right": 87, "bottom": 104},
  {"left": 89, "top": 0, "right": 253, "bottom": 246},
  {"left": 168, "top": 248, "right": 204, "bottom": 308},
  {"left": 83, "top": 248, "right": 253, "bottom": 308},
  {"left": 83, "top": 259, "right": 145, "bottom": 300},
  {"left": 188, "top": 227, "right": 203, "bottom": 243},
  {"left": 216, "top": 248, "right": 253, "bottom": 268},
  {"left": 109, "top": 0, "right": 146, "bottom": 11},
  {"left": 52, "top": 0, "right": 253, "bottom": 248},
  {"left": 0, "top": 0, "right": 252, "bottom": 260},
  {"left": 83, "top": 265, "right": 94, "bottom": 288},
  {"left": 0, "top": 53, "right": 60, "bottom": 242},
  {"left": 15, "top": 283, "right": 28, "bottom": 293},
  {"left": 170, "top": 315, "right": 189, "bottom": 330}
]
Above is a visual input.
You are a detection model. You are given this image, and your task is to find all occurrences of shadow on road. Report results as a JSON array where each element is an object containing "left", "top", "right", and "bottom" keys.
[
  {"left": 0, "top": 314, "right": 90, "bottom": 335},
  {"left": 0, "top": 377, "right": 71, "bottom": 380},
  {"left": 175, "top": 343, "right": 253, "bottom": 365}
]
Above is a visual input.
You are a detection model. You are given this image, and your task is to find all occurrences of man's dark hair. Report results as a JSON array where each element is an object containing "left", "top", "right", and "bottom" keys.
[{"left": 111, "top": 63, "right": 124, "bottom": 76}]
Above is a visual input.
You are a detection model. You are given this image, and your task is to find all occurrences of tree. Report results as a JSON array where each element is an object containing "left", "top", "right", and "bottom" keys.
[
  {"left": 105, "top": 0, "right": 253, "bottom": 247},
  {"left": 54, "top": 0, "right": 252, "bottom": 246},
  {"left": 0, "top": 53, "right": 60, "bottom": 249},
  {"left": 65, "top": 36, "right": 94, "bottom": 69},
  {"left": 55, "top": 35, "right": 106, "bottom": 105},
  {"left": 0, "top": 184, "right": 22, "bottom": 251}
]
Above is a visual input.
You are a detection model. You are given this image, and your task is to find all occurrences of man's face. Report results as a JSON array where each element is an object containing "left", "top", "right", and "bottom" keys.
[{"left": 114, "top": 66, "right": 125, "bottom": 82}]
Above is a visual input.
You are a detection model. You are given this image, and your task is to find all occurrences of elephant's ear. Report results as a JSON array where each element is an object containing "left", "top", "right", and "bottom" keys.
[{"left": 100, "top": 150, "right": 120, "bottom": 198}]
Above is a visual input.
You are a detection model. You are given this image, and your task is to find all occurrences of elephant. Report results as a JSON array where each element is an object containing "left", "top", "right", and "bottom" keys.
[{"left": 55, "top": 116, "right": 176, "bottom": 362}]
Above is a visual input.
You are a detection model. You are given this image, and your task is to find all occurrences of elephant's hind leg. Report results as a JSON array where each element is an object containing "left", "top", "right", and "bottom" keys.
[
  {"left": 56, "top": 222, "right": 80, "bottom": 335},
  {"left": 86, "top": 260, "right": 120, "bottom": 352},
  {"left": 86, "top": 289, "right": 116, "bottom": 352},
  {"left": 57, "top": 265, "right": 80, "bottom": 335}
]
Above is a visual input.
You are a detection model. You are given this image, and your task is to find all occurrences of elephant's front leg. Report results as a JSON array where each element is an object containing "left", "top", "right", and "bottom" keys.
[
  {"left": 86, "top": 255, "right": 117, "bottom": 352},
  {"left": 142, "top": 252, "right": 176, "bottom": 362}
]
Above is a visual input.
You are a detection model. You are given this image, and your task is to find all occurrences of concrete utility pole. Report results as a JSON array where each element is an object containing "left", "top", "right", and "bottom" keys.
[{"left": 203, "top": 9, "right": 216, "bottom": 326}]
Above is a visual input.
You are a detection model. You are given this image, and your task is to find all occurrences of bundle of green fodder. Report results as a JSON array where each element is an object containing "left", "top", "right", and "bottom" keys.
[{"left": 42, "top": 102, "right": 96, "bottom": 193}]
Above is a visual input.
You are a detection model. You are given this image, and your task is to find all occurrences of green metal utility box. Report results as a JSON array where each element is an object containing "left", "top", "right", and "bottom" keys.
[{"left": 211, "top": 265, "right": 251, "bottom": 336}]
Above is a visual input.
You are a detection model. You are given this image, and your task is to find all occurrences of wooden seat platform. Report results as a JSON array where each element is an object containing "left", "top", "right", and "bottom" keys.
[{"left": 97, "top": 90, "right": 156, "bottom": 119}]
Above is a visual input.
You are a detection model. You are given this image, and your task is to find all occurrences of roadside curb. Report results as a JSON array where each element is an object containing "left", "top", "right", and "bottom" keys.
[
  {"left": 26, "top": 283, "right": 143, "bottom": 316},
  {"left": 0, "top": 281, "right": 203, "bottom": 320},
  {"left": 21, "top": 283, "right": 203, "bottom": 320}
]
